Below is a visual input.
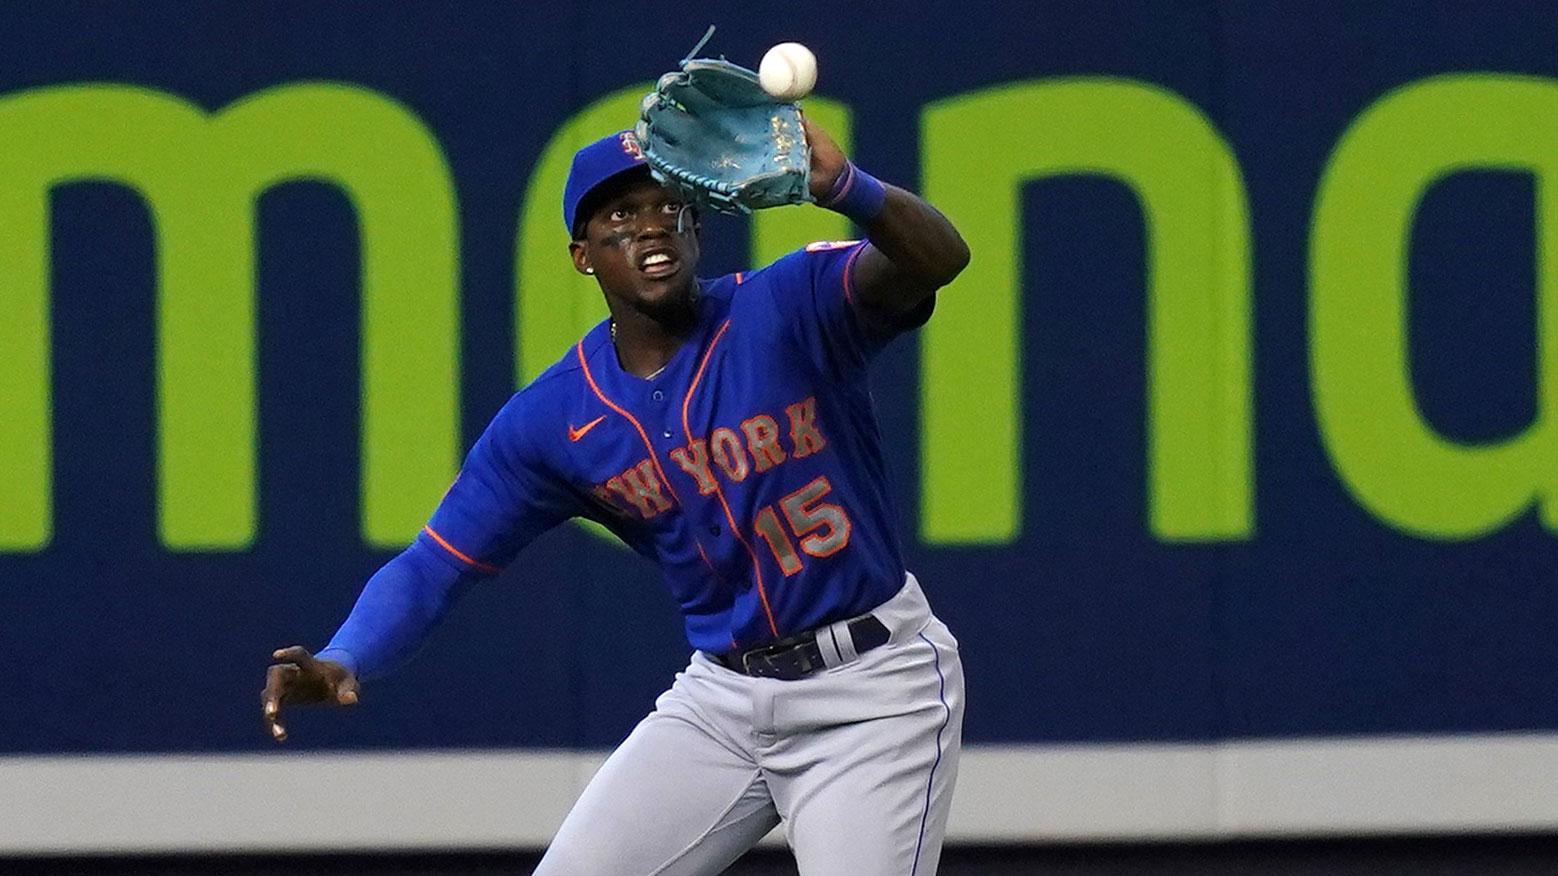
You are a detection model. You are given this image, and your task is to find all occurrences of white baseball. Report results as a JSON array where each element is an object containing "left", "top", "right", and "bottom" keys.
[{"left": 759, "top": 42, "right": 817, "bottom": 101}]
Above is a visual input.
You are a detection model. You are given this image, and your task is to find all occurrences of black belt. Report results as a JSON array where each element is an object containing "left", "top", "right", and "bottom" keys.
[{"left": 712, "top": 615, "right": 890, "bottom": 680}]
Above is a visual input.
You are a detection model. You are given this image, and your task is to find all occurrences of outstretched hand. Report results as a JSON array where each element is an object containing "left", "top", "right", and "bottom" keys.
[{"left": 262, "top": 645, "right": 359, "bottom": 742}]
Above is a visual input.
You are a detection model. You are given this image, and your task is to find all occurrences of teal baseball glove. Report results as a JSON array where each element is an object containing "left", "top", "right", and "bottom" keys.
[{"left": 636, "top": 48, "right": 812, "bottom": 215}]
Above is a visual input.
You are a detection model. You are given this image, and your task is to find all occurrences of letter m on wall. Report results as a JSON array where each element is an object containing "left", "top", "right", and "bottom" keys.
[
  {"left": 0, "top": 84, "right": 459, "bottom": 552},
  {"left": 920, "top": 79, "right": 1254, "bottom": 544}
]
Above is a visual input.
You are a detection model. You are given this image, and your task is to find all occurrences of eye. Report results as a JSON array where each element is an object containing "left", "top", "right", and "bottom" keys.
[
  {"left": 661, "top": 201, "right": 683, "bottom": 214},
  {"left": 608, "top": 208, "right": 631, "bottom": 222}
]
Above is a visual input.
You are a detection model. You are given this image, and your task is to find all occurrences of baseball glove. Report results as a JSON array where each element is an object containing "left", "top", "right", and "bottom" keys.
[{"left": 636, "top": 50, "right": 812, "bottom": 215}]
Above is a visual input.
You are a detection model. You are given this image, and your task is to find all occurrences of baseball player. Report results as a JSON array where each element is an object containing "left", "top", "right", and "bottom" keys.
[{"left": 264, "top": 116, "right": 970, "bottom": 873}]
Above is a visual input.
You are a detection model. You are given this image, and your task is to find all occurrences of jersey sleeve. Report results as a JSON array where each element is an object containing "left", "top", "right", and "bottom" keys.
[
  {"left": 419, "top": 390, "right": 581, "bottom": 575},
  {"left": 316, "top": 539, "right": 477, "bottom": 680},
  {"left": 314, "top": 392, "right": 577, "bottom": 681},
  {"left": 756, "top": 240, "right": 934, "bottom": 379}
]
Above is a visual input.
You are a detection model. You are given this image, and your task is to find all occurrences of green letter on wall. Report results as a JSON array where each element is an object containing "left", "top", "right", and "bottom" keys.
[
  {"left": 1313, "top": 74, "right": 1558, "bottom": 539},
  {"left": 0, "top": 83, "right": 460, "bottom": 551},
  {"left": 920, "top": 79, "right": 1253, "bottom": 544},
  {"left": 515, "top": 84, "right": 651, "bottom": 387}
]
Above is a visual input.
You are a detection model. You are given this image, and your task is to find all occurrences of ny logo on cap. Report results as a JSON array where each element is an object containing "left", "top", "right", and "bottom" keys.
[{"left": 619, "top": 131, "right": 644, "bottom": 160}]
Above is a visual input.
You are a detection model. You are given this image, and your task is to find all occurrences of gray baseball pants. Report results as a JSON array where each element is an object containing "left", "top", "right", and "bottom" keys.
[{"left": 534, "top": 573, "right": 965, "bottom": 875}]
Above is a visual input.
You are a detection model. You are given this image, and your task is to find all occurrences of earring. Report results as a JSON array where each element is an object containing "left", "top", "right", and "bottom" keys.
[{"left": 585, "top": 267, "right": 595, "bottom": 274}]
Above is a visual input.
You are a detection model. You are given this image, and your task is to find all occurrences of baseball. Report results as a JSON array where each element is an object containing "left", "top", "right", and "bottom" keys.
[{"left": 759, "top": 42, "right": 817, "bottom": 101}]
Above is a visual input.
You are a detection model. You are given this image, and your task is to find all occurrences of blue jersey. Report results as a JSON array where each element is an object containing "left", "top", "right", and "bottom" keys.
[{"left": 421, "top": 241, "right": 927, "bottom": 652}]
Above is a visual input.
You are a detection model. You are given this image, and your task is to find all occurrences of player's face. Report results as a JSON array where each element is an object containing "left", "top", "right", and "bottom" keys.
[{"left": 571, "top": 178, "right": 700, "bottom": 318}]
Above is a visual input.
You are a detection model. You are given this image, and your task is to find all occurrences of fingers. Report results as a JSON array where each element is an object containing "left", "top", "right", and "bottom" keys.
[
  {"left": 261, "top": 662, "right": 296, "bottom": 743},
  {"left": 335, "top": 677, "right": 360, "bottom": 706},
  {"left": 272, "top": 645, "right": 316, "bottom": 671},
  {"left": 264, "top": 646, "right": 309, "bottom": 743},
  {"left": 264, "top": 645, "right": 360, "bottom": 741}
]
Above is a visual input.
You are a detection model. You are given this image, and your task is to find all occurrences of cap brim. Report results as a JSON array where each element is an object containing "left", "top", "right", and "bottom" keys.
[{"left": 571, "top": 164, "right": 656, "bottom": 239}]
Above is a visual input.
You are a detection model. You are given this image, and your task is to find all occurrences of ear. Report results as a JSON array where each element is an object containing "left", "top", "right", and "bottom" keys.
[{"left": 568, "top": 240, "right": 594, "bottom": 276}]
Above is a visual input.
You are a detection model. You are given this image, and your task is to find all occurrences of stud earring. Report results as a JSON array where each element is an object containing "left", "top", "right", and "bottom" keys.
[{"left": 585, "top": 267, "right": 595, "bottom": 274}]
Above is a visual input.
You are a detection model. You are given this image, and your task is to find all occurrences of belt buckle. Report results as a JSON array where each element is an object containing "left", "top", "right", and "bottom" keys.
[
  {"left": 740, "top": 645, "right": 779, "bottom": 678},
  {"left": 741, "top": 641, "right": 818, "bottom": 680}
]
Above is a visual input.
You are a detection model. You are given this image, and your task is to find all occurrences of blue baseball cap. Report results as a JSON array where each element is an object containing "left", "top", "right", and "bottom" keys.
[{"left": 563, "top": 130, "right": 652, "bottom": 238}]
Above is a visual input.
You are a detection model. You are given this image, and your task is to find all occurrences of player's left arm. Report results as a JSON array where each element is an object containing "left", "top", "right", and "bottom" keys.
[{"left": 805, "top": 118, "right": 970, "bottom": 321}]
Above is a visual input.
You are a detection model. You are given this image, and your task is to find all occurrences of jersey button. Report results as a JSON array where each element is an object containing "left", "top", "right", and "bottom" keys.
[
  {"left": 709, "top": 524, "right": 721, "bottom": 536},
  {"left": 652, "top": 390, "right": 665, "bottom": 401},
  {"left": 662, "top": 430, "right": 673, "bottom": 439}
]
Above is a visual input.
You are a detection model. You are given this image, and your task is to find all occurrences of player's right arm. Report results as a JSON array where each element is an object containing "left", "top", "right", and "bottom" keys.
[{"left": 262, "top": 390, "right": 578, "bottom": 742}]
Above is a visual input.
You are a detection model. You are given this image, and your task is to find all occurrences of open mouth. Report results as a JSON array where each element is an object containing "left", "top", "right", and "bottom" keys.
[{"left": 637, "top": 248, "right": 680, "bottom": 280}]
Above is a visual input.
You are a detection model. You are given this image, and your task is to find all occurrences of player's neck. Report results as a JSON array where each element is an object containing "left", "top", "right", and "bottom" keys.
[{"left": 609, "top": 300, "right": 698, "bottom": 379}]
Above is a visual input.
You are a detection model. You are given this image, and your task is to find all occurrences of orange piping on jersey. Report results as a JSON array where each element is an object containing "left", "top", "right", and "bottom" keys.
[
  {"left": 423, "top": 525, "right": 501, "bottom": 574},
  {"left": 695, "top": 541, "right": 721, "bottom": 579},
  {"left": 576, "top": 340, "right": 682, "bottom": 505},
  {"left": 681, "top": 320, "right": 781, "bottom": 639},
  {"left": 841, "top": 242, "right": 866, "bottom": 307},
  {"left": 682, "top": 320, "right": 732, "bottom": 435}
]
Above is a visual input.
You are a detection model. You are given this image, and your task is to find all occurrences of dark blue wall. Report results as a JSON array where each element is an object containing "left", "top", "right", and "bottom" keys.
[{"left": 4, "top": 1, "right": 1556, "bottom": 754}]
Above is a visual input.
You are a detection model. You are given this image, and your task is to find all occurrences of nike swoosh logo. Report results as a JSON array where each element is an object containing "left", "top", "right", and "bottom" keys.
[{"left": 568, "top": 415, "right": 608, "bottom": 442}]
